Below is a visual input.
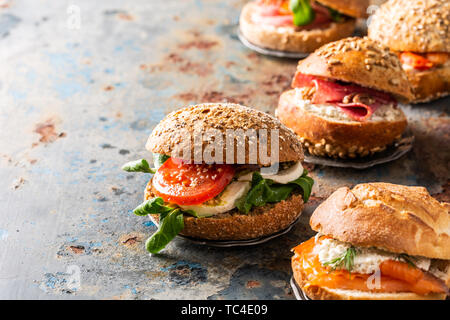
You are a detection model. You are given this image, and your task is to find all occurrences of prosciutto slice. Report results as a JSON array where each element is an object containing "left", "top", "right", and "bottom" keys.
[{"left": 292, "top": 73, "right": 396, "bottom": 121}]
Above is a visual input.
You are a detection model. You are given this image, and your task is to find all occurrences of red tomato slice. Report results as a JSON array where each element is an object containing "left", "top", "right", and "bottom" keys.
[
  {"left": 152, "top": 158, "right": 235, "bottom": 206},
  {"left": 400, "top": 52, "right": 433, "bottom": 70}
]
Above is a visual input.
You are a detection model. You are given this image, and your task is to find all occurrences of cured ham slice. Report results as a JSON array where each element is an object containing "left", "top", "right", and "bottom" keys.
[{"left": 292, "top": 73, "right": 396, "bottom": 121}]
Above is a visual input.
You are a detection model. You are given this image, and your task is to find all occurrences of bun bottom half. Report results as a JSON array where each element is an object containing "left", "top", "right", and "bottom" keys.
[
  {"left": 145, "top": 180, "right": 304, "bottom": 240},
  {"left": 291, "top": 256, "right": 447, "bottom": 300},
  {"left": 239, "top": 2, "right": 356, "bottom": 53},
  {"left": 277, "top": 90, "right": 407, "bottom": 159},
  {"left": 407, "top": 64, "right": 450, "bottom": 103}
]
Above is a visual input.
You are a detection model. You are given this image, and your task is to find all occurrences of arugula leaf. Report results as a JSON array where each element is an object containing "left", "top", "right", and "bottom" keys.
[
  {"left": 153, "top": 153, "right": 170, "bottom": 170},
  {"left": 327, "top": 7, "right": 342, "bottom": 22},
  {"left": 397, "top": 253, "right": 417, "bottom": 268},
  {"left": 122, "top": 159, "right": 155, "bottom": 174},
  {"left": 323, "top": 246, "right": 357, "bottom": 273},
  {"left": 132, "top": 197, "right": 199, "bottom": 253},
  {"left": 133, "top": 197, "right": 172, "bottom": 216},
  {"left": 236, "top": 170, "right": 314, "bottom": 214},
  {"left": 145, "top": 208, "right": 184, "bottom": 254},
  {"left": 290, "top": 0, "right": 315, "bottom": 26}
]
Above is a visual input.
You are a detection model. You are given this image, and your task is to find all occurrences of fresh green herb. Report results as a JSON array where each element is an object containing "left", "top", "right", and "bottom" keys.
[
  {"left": 133, "top": 197, "right": 172, "bottom": 216},
  {"left": 145, "top": 208, "right": 184, "bottom": 254},
  {"left": 327, "top": 7, "right": 343, "bottom": 22},
  {"left": 290, "top": 0, "right": 315, "bottom": 26},
  {"left": 132, "top": 197, "right": 198, "bottom": 253},
  {"left": 153, "top": 153, "right": 170, "bottom": 170},
  {"left": 397, "top": 253, "right": 417, "bottom": 268},
  {"left": 323, "top": 247, "right": 357, "bottom": 273},
  {"left": 235, "top": 170, "right": 314, "bottom": 214},
  {"left": 122, "top": 159, "right": 155, "bottom": 173}
]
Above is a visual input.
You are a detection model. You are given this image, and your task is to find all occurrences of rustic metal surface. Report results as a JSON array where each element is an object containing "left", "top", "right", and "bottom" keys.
[{"left": 0, "top": 0, "right": 448, "bottom": 299}]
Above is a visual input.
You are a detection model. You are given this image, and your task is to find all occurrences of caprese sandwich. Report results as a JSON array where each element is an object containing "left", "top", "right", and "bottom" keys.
[
  {"left": 276, "top": 37, "right": 413, "bottom": 159},
  {"left": 369, "top": 0, "right": 450, "bottom": 103},
  {"left": 239, "top": 0, "right": 369, "bottom": 53},
  {"left": 292, "top": 182, "right": 450, "bottom": 300},
  {"left": 122, "top": 103, "right": 314, "bottom": 253}
]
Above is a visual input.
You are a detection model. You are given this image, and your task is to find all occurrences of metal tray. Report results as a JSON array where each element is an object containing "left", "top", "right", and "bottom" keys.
[
  {"left": 290, "top": 276, "right": 310, "bottom": 300},
  {"left": 304, "top": 128, "right": 415, "bottom": 169},
  {"left": 237, "top": 29, "right": 309, "bottom": 59},
  {"left": 149, "top": 215, "right": 301, "bottom": 247}
]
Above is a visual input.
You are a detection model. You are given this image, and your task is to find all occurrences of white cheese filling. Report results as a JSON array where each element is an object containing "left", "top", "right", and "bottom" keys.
[
  {"left": 180, "top": 162, "right": 304, "bottom": 217},
  {"left": 314, "top": 238, "right": 431, "bottom": 275},
  {"left": 293, "top": 88, "right": 403, "bottom": 122}
]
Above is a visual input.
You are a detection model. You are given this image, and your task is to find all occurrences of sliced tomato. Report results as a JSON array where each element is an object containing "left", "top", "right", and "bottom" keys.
[
  {"left": 152, "top": 158, "right": 235, "bottom": 206},
  {"left": 400, "top": 52, "right": 433, "bottom": 70}
]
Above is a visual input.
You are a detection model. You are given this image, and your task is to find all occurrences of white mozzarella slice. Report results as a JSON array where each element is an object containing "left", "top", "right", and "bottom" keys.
[
  {"left": 179, "top": 181, "right": 251, "bottom": 217},
  {"left": 238, "top": 161, "right": 304, "bottom": 184}
]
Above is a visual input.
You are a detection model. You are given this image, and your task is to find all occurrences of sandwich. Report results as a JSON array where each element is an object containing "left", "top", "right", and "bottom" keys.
[
  {"left": 292, "top": 182, "right": 450, "bottom": 300},
  {"left": 276, "top": 37, "right": 413, "bottom": 159},
  {"left": 239, "top": 0, "right": 369, "bottom": 53},
  {"left": 122, "top": 103, "right": 314, "bottom": 253},
  {"left": 368, "top": 0, "right": 450, "bottom": 103}
]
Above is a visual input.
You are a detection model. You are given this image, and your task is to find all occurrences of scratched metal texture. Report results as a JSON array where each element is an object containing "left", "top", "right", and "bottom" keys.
[{"left": 0, "top": 0, "right": 448, "bottom": 299}]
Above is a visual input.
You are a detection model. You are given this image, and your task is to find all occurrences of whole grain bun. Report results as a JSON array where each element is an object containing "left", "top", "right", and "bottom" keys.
[
  {"left": 145, "top": 180, "right": 304, "bottom": 240},
  {"left": 239, "top": 2, "right": 356, "bottom": 53},
  {"left": 276, "top": 89, "right": 407, "bottom": 158},
  {"left": 146, "top": 103, "right": 304, "bottom": 166},
  {"left": 318, "top": 0, "right": 369, "bottom": 18},
  {"left": 292, "top": 255, "right": 447, "bottom": 300},
  {"left": 368, "top": 0, "right": 450, "bottom": 53},
  {"left": 295, "top": 37, "right": 414, "bottom": 102},
  {"left": 406, "top": 63, "right": 450, "bottom": 103},
  {"left": 310, "top": 183, "right": 450, "bottom": 259}
]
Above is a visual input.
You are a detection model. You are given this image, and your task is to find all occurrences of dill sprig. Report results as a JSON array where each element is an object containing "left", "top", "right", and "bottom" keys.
[
  {"left": 323, "top": 247, "right": 357, "bottom": 273},
  {"left": 397, "top": 253, "right": 417, "bottom": 268}
]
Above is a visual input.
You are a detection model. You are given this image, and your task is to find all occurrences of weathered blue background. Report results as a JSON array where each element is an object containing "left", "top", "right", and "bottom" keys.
[{"left": 0, "top": 0, "right": 448, "bottom": 299}]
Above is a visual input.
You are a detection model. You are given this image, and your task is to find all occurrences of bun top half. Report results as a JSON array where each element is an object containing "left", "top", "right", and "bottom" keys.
[
  {"left": 295, "top": 37, "right": 414, "bottom": 101},
  {"left": 146, "top": 103, "right": 304, "bottom": 166},
  {"left": 310, "top": 183, "right": 450, "bottom": 259},
  {"left": 318, "top": 0, "right": 369, "bottom": 18},
  {"left": 368, "top": 0, "right": 450, "bottom": 53}
]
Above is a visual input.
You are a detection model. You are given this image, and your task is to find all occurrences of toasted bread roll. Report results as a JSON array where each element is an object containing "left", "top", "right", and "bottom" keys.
[
  {"left": 277, "top": 89, "right": 407, "bottom": 158},
  {"left": 310, "top": 183, "right": 450, "bottom": 259},
  {"left": 239, "top": 1, "right": 356, "bottom": 53},
  {"left": 147, "top": 103, "right": 304, "bottom": 166}
]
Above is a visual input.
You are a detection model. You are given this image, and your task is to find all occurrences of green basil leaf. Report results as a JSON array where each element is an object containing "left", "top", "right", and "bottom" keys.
[
  {"left": 327, "top": 7, "right": 342, "bottom": 22},
  {"left": 290, "top": 0, "right": 315, "bottom": 26},
  {"left": 288, "top": 169, "right": 314, "bottom": 202},
  {"left": 236, "top": 169, "right": 314, "bottom": 214},
  {"left": 132, "top": 197, "right": 172, "bottom": 216},
  {"left": 236, "top": 172, "right": 295, "bottom": 214},
  {"left": 145, "top": 208, "right": 184, "bottom": 254},
  {"left": 122, "top": 159, "right": 155, "bottom": 173},
  {"left": 153, "top": 153, "right": 170, "bottom": 170}
]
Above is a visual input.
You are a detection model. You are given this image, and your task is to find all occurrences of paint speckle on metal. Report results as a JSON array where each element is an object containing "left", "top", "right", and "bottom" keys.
[{"left": 0, "top": 0, "right": 448, "bottom": 299}]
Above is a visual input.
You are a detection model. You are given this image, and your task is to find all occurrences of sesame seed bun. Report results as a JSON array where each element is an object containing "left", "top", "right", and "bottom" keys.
[
  {"left": 277, "top": 89, "right": 407, "bottom": 158},
  {"left": 239, "top": 1, "right": 356, "bottom": 53},
  {"left": 310, "top": 183, "right": 450, "bottom": 260},
  {"left": 146, "top": 103, "right": 304, "bottom": 166},
  {"left": 145, "top": 180, "right": 304, "bottom": 240},
  {"left": 295, "top": 37, "right": 414, "bottom": 102},
  {"left": 318, "top": 0, "right": 370, "bottom": 18},
  {"left": 407, "top": 62, "right": 450, "bottom": 103},
  {"left": 368, "top": 0, "right": 450, "bottom": 53}
]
